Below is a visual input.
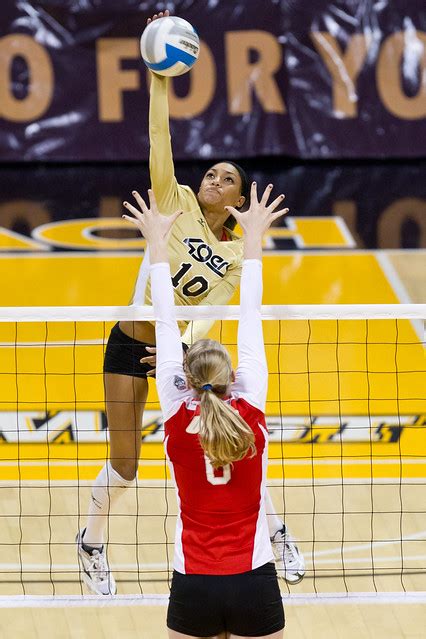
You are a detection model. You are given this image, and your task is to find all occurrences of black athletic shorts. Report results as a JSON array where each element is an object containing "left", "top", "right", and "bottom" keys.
[
  {"left": 167, "top": 562, "right": 285, "bottom": 637},
  {"left": 103, "top": 323, "right": 154, "bottom": 379}
]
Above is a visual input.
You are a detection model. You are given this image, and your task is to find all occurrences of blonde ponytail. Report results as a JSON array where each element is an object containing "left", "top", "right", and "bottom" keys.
[{"left": 185, "top": 339, "right": 256, "bottom": 468}]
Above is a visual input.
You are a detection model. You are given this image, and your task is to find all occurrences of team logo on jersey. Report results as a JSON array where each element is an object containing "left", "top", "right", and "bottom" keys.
[
  {"left": 174, "top": 375, "right": 187, "bottom": 391},
  {"left": 183, "top": 237, "right": 229, "bottom": 277}
]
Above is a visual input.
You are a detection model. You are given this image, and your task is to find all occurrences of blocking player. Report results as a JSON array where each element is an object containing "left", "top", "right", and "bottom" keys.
[{"left": 136, "top": 184, "right": 286, "bottom": 638}]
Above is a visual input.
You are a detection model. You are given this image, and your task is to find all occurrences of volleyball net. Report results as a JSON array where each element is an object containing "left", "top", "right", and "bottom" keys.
[{"left": 0, "top": 304, "right": 425, "bottom": 605}]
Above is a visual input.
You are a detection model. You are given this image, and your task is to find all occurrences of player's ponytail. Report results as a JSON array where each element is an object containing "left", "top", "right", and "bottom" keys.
[{"left": 185, "top": 339, "right": 256, "bottom": 468}]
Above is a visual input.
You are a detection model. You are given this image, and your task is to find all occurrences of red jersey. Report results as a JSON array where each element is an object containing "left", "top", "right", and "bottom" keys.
[{"left": 151, "top": 259, "right": 273, "bottom": 575}]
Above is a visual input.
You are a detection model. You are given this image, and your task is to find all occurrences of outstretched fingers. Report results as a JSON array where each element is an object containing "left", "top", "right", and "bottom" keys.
[
  {"left": 250, "top": 180, "right": 259, "bottom": 203},
  {"left": 122, "top": 215, "right": 139, "bottom": 227},
  {"left": 129, "top": 189, "right": 161, "bottom": 218},
  {"left": 260, "top": 183, "right": 274, "bottom": 206},
  {"left": 224, "top": 204, "right": 241, "bottom": 226},
  {"left": 269, "top": 206, "right": 289, "bottom": 224},
  {"left": 147, "top": 10, "right": 169, "bottom": 25},
  {"left": 132, "top": 190, "right": 149, "bottom": 214},
  {"left": 224, "top": 204, "right": 239, "bottom": 217},
  {"left": 267, "top": 193, "right": 286, "bottom": 213},
  {"left": 122, "top": 200, "right": 143, "bottom": 222},
  {"left": 170, "top": 209, "right": 183, "bottom": 224},
  {"left": 146, "top": 188, "right": 158, "bottom": 212}
]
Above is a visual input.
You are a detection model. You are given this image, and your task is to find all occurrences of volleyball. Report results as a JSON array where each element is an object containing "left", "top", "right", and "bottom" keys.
[{"left": 140, "top": 16, "right": 200, "bottom": 77}]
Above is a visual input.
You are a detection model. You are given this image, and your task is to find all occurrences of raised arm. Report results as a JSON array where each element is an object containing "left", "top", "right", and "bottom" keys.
[
  {"left": 149, "top": 73, "right": 179, "bottom": 211},
  {"left": 233, "top": 258, "right": 267, "bottom": 411},
  {"left": 144, "top": 11, "right": 179, "bottom": 211},
  {"left": 226, "top": 183, "right": 289, "bottom": 411},
  {"left": 123, "top": 191, "right": 187, "bottom": 419},
  {"left": 150, "top": 261, "right": 187, "bottom": 420}
]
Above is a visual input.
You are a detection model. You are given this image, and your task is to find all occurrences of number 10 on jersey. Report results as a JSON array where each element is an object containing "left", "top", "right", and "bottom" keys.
[{"left": 172, "top": 262, "right": 209, "bottom": 297}]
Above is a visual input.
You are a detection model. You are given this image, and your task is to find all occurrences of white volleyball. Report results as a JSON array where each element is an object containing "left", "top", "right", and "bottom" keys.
[{"left": 140, "top": 16, "right": 200, "bottom": 77}]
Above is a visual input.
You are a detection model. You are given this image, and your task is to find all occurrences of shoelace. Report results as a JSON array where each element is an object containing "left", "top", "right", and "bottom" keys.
[
  {"left": 274, "top": 531, "right": 298, "bottom": 565},
  {"left": 88, "top": 550, "right": 109, "bottom": 581},
  {"left": 283, "top": 540, "right": 298, "bottom": 565}
]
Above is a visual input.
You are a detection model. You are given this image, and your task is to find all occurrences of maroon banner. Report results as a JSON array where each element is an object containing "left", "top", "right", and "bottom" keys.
[{"left": 0, "top": 1, "right": 425, "bottom": 161}]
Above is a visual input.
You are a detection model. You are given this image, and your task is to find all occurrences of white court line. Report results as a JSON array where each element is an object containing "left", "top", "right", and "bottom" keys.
[
  {"left": 0, "top": 592, "right": 425, "bottom": 607},
  {"left": 268, "top": 458, "right": 426, "bottom": 466},
  {"left": 0, "top": 460, "right": 164, "bottom": 467},
  {"left": 2, "top": 530, "right": 424, "bottom": 573},
  {"left": 312, "top": 530, "right": 426, "bottom": 557},
  {"left": 375, "top": 253, "right": 415, "bottom": 304},
  {"left": 1, "top": 478, "right": 425, "bottom": 487},
  {"left": 1, "top": 457, "right": 425, "bottom": 468},
  {"left": 2, "top": 530, "right": 425, "bottom": 573},
  {"left": 1, "top": 478, "right": 425, "bottom": 486},
  {"left": 0, "top": 562, "right": 168, "bottom": 571},
  {"left": 0, "top": 339, "right": 106, "bottom": 347},
  {"left": 312, "top": 554, "right": 426, "bottom": 565},
  {"left": 1, "top": 553, "right": 426, "bottom": 573},
  {"left": 333, "top": 217, "right": 357, "bottom": 248},
  {"left": 375, "top": 252, "right": 424, "bottom": 340}
]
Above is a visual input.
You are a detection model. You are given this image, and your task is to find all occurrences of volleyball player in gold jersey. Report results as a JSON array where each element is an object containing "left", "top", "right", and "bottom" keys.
[{"left": 77, "top": 10, "right": 304, "bottom": 595}]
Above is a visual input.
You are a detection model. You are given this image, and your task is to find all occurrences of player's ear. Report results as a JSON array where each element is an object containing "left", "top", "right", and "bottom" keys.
[{"left": 236, "top": 195, "right": 245, "bottom": 209}]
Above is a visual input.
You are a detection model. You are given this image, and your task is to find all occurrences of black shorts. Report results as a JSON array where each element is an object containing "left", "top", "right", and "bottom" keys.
[
  {"left": 167, "top": 562, "right": 285, "bottom": 637},
  {"left": 103, "top": 323, "right": 154, "bottom": 379}
]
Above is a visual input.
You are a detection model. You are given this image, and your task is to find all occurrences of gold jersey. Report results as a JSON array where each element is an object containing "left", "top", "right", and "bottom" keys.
[{"left": 132, "top": 74, "right": 243, "bottom": 345}]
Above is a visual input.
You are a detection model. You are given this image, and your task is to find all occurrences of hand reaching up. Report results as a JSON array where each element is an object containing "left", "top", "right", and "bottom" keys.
[
  {"left": 123, "top": 189, "right": 182, "bottom": 263},
  {"left": 147, "top": 9, "right": 170, "bottom": 26},
  {"left": 225, "top": 182, "right": 289, "bottom": 259}
]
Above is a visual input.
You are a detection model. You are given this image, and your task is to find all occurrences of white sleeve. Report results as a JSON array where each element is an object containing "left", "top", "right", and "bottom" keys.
[
  {"left": 232, "top": 259, "right": 268, "bottom": 412},
  {"left": 151, "top": 262, "right": 191, "bottom": 421},
  {"left": 131, "top": 246, "right": 150, "bottom": 305}
]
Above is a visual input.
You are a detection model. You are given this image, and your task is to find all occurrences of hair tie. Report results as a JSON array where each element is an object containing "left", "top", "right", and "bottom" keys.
[{"left": 201, "top": 384, "right": 213, "bottom": 391}]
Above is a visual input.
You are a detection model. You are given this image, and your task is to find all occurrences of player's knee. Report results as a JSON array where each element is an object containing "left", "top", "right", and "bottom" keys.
[{"left": 111, "top": 458, "right": 139, "bottom": 481}]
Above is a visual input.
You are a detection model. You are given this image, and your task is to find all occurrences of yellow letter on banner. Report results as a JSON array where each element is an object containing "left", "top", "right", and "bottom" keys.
[
  {"left": 225, "top": 31, "right": 286, "bottom": 115},
  {"left": 97, "top": 38, "right": 140, "bottom": 121},
  {"left": 377, "top": 31, "right": 426, "bottom": 119},
  {"left": 167, "top": 41, "right": 216, "bottom": 119},
  {"left": 0, "top": 35, "right": 54, "bottom": 121},
  {"left": 311, "top": 32, "right": 369, "bottom": 118}
]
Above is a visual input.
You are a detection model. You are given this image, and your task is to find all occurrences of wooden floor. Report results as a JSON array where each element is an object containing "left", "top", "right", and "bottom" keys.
[
  {"left": 0, "top": 481, "right": 425, "bottom": 637},
  {"left": 1, "top": 602, "right": 426, "bottom": 639},
  {"left": 2, "top": 482, "right": 426, "bottom": 595}
]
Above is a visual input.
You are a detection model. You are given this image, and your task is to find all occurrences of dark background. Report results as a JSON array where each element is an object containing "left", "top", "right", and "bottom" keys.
[
  {"left": 0, "top": 1, "right": 425, "bottom": 248},
  {"left": 1, "top": 159, "right": 425, "bottom": 249}
]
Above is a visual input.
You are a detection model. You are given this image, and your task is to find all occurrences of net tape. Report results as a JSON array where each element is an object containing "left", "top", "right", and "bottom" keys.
[{"left": 0, "top": 303, "right": 425, "bottom": 322}]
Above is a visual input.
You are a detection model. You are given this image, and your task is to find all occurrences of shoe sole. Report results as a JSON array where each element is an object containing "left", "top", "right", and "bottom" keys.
[
  {"left": 77, "top": 531, "right": 117, "bottom": 596},
  {"left": 81, "top": 569, "right": 117, "bottom": 596},
  {"left": 282, "top": 572, "right": 305, "bottom": 585}
]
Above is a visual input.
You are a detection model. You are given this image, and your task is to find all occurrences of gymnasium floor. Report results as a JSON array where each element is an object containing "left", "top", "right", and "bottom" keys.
[{"left": 0, "top": 217, "right": 425, "bottom": 638}]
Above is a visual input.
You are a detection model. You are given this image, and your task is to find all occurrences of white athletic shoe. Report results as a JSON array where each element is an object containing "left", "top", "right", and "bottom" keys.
[
  {"left": 271, "top": 525, "right": 305, "bottom": 584},
  {"left": 76, "top": 529, "right": 117, "bottom": 595}
]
